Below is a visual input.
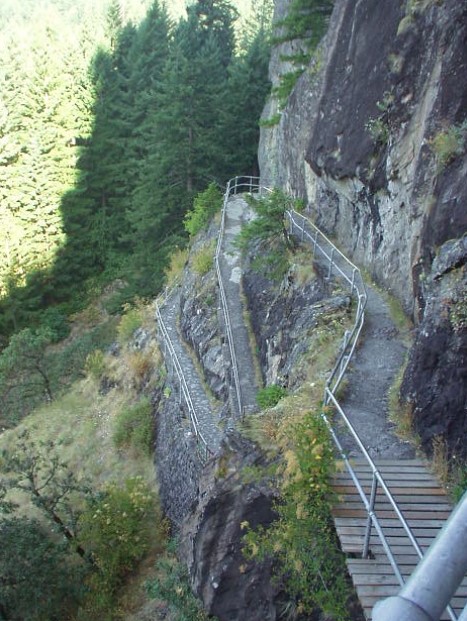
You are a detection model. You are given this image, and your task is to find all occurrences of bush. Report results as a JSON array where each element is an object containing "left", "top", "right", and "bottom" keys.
[
  {"left": 78, "top": 477, "right": 159, "bottom": 612},
  {"left": 147, "top": 552, "right": 212, "bottom": 621},
  {"left": 164, "top": 247, "right": 189, "bottom": 286},
  {"left": 117, "top": 304, "right": 144, "bottom": 344},
  {"left": 256, "top": 384, "right": 287, "bottom": 410},
  {"left": 184, "top": 183, "right": 223, "bottom": 237},
  {"left": 430, "top": 122, "right": 467, "bottom": 170},
  {"left": 113, "top": 398, "right": 154, "bottom": 455},
  {"left": 0, "top": 517, "right": 83, "bottom": 620},
  {"left": 40, "top": 306, "right": 70, "bottom": 341},
  {"left": 84, "top": 349, "right": 106, "bottom": 379},
  {"left": 243, "top": 408, "right": 350, "bottom": 619}
]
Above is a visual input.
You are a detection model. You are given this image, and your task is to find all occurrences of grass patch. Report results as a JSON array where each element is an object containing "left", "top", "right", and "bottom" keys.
[
  {"left": 192, "top": 241, "right": 216, "bottom": 276},
  {"left": 117, "top": 302, "right": 145, "bottom": 344},
  {"left": 429, "top": 121, "right": 467, "bottom": 171},
  {"left": 113, "top": 397, "right": 154, "bottom": 456},
  {"left": 164, "top": 247, "right": 189, "bottom": 287},
  {"left": 146, "top": 547, "right": 215, "bottom": 621},
  {"left": 257, "top": 385, "right": 287, "bottom": 410},
  {"left": 388, "top": 357, "right": 420, "bottom": 447}
]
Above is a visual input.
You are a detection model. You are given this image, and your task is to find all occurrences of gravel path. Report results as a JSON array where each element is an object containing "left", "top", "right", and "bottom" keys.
[
  {"left": 157, "top": 196, "right": 414, "bottom": 462},
  {"left": 287, "top": 213, "right": 415, "bottom": 460},
  {"left": 217, "top": 196, "right": 260, "bottom": 417},
  {"left": 340, "top": 286, "right": 414, "bottom": 459}
]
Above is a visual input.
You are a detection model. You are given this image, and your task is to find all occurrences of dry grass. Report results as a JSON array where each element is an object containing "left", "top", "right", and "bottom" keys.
[
  {"left": 242, "top": 304, "right": 351, "bottom": 453},
  {"left": 387, "top": 357, "right": 420, "bottom": 448},
  {"left": 164, "top": 247, "right": 189, "bottom": 286}
]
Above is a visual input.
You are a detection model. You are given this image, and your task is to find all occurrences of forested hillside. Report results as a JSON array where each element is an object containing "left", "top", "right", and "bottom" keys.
[
  {"left": 0, "top": 0, "right": 271, "bottom": 340},
  {"left": 0, "top": 1, "right": 272, "bottom": 619}
]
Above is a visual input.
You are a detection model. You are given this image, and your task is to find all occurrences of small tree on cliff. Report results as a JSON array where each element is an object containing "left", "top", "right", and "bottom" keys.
[{"left": 237, "top": 189, "right": 301, "bottom": 280}]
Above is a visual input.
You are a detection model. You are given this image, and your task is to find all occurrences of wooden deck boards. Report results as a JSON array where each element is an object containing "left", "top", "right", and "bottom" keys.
[{"left": 331, "top": 458, "right": 466, "bottom": 620}]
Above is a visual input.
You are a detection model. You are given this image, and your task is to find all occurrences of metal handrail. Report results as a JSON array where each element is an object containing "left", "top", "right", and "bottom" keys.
[
  {"left": 285, "top": 204, "right": 457, "bottom": 620},
  {"left": 221, "top": 176, "right": 459, "bottom": 619},
  {"left": 155, "top": 295, "right": 212, "bottom": 462},
  {"left": 215, "top": 178, "right": 243, "bottom": 416},
  {"left": 215, "top": 176, "right": 264, "bottom": 416}
]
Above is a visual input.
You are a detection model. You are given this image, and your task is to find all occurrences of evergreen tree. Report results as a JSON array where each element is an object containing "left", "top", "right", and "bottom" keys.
[{"left": 221, "top": 22, "right": 271, "bottom": 176}]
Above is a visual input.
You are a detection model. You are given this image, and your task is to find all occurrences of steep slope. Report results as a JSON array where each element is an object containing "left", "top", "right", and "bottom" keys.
[{"left": 259, "top": 0, "right": 467, "bottom": 461}]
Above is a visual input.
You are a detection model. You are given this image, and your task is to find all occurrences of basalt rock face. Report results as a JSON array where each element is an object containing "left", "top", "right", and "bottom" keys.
[
  {"left": 401, "top": 236, "right": 467, "bottom": 460},
  {"left": 179, "top": 430, "right": 280, "bottom": 621},
  {"left": 259, "top": 0, "right": 467, "bottom": 457},
  {"left": 179, "top": 224, "right": 230, "bottom": 406},
  {"left": 242, "top": 253, "right": 350, "bottom": 389}
]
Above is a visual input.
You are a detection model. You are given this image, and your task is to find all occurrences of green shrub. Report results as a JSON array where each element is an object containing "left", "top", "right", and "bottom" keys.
[
  {"left": 165, "top": 247, "right": 189, "bottom": 285},
  {"left": 256, "top": 384, "right": 287, "bottom": 410},
  {"left": 40, "top": 306, "right": 70, "bottom": 341},
  {"left": 78, "top": 477, "right": 158, "bottom": 612},
  {"left": 0, "top": 517, "right": 83, "bottom": 621},
  {"left": 430, "top": 121, "right": 467, "bottom": 170},
  {"left": 117, "top": 304, "right": 143, "bottom": 344},
  {"left": 243, "top": 408, "right": 350, "bottom": 619},
  {"left": 84, "top": 349, "right": 106, "bottom": 379},
  {"left": 184, "top": 183, "right": 223, "bottom": 237},
  {"left": 259, "top": 113, "right": 281, "bottom": 128},
  {"left": 113, "top": 398, "right": 154, "bottom": 455},
  {"left": 147, "top": 552, "right": 213, "bottom": 621},
  {"left": 365, "top": 117, "right": 390, "bottom": 145}
]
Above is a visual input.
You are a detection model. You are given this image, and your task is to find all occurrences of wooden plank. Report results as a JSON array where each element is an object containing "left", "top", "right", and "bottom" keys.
[
  {"left": 353, "top": 575, "right": 400, "bottom": 587},
  {"left": 332, "top": 508, "right": 451, "bottom": 520},
  {"left": 333, "top": 471, "right": 439, "bottom": 482},
  {"left": 334, "top": 517, "right": 449, "bottom": 528},
  {"left": 335, "top": 525, "right": 443, "bottom": 538},
  {"left": 346, "top": 561, "right": 413, "bottom": 574},
  {"left": 334, "top": 496, "right": 449, "bottom": 507},
  {"left": 349, "top": 459, "right": 427, "bottom": 467},
  {"left": 333, "top": 484, "right": 446, "bottom": 495},
  {"left": 339, "top": 533, "right": 435, "bottom": 546}
]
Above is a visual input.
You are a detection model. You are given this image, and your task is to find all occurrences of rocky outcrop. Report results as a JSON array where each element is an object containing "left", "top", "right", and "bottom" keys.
[
  {"left": 243, "top": 252, "right": 350, "bottom": 389},
  {"left": 401, "top": 236, "right": 467, "bottom": 460},
  {"left": 259, "top": 0, "right": 467, "bottom": 458},
  {"left": 179, "top": 224, "right": 230, "bottom": 406},
  {"left": 179, "top": 430, "right": 280, "bottom": 621}
]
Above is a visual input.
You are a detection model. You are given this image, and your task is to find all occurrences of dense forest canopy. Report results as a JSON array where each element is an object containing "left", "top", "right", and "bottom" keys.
[{"left": 0, "top": 0, "right": 272, "bottom": 341}]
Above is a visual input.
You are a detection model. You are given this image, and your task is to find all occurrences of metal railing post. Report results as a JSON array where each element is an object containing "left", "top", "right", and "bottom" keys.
[
  {"left": 328, "top": 247, "right": 334, "bottom": 279},
  {"left": 363, "top": 473, "right": 378, "bottom": 559},
  {"left": 351, "top": 267, "right": 356, "bottom": 293}
]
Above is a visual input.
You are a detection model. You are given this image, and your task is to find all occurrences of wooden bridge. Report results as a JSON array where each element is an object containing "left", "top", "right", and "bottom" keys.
[{"left": 331, "top": 458, "right": 467, "bottom": 620}]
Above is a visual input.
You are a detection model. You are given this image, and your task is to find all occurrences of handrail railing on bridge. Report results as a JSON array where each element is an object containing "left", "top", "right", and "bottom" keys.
[
  {"left": 222, "top": 176, "right": 461, "bottom": 620},
  {"left": 155, "top": 292, "right": 212, "bottom": 463}
]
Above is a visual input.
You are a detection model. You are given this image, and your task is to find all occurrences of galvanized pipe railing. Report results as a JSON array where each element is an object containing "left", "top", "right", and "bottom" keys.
[
  {"left": 223, "top": 176, "right": 461, "bottom": 619},
  {"left": 155, "top": 296, "right": 212, "bottom": 462},
  {"left": 215, "top": 175, "right": 268, "bottom": 416},
  {"left": 215, "top": 177, "right": 243, "bottom": 417}
]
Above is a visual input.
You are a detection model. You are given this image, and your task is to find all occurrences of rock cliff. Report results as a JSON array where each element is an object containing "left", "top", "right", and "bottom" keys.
[{"left": 259, "top": 0, "right": 467, "bottom": 459}]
